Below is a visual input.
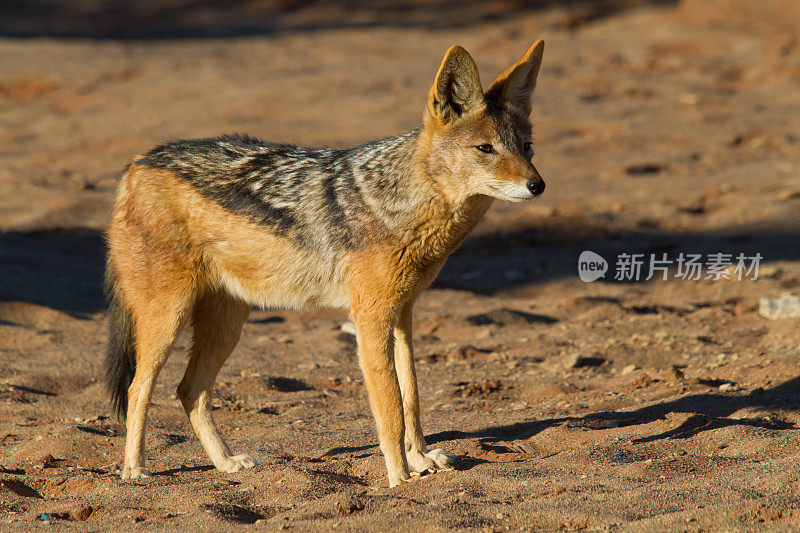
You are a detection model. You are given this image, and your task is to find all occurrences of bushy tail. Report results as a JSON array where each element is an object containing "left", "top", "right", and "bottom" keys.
[{"left": 103, "top": 270, "right": 136, "bottom": 421}]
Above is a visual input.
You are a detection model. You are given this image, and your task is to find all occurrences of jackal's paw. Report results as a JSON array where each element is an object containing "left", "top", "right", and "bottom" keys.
[
  {"left": 121, "top": 466, "right": 152, "bottom": 480},
  {"left": 407, "top": 448, "right": 457, "bottom": 474},
  {"left": 388, "top": 471, "right": 412, "bottom": 488},
  {"left": 216, "top": 454, "right": 257, "bottom": 474}
]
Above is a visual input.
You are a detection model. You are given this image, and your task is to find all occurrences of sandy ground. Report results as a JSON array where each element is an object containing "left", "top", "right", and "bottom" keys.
[{"left": 2, "top": 0, "right": 800, "bottom": 530}]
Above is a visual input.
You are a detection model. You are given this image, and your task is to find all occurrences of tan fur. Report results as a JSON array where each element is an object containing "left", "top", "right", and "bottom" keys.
[{"left": 107, "top": 41, "right": 546, "bottom": 486}]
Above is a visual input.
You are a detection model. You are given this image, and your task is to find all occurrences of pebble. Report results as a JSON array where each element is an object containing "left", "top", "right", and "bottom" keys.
[
  {"left": 337, "top": 495, "right": 365, "bottom": 515},
  {"left": 759, "top": 294, "right": 800, "bottom": 319},
  {"left": 71, "top": 505, "right": 93, "bottom": 522}
]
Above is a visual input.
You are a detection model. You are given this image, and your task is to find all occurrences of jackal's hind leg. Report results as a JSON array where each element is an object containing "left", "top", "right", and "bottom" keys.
[
  {"left": 122, "top": 293, "right": 190, "bottom": 480},
  {"left": 177, "top": 290, "right": 255, "bottom": 473}
]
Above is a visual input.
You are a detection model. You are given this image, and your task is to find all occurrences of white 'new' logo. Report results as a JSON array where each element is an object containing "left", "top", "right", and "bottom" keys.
[{"left": 578, "top": 251, "right": 608, "bottom": 282}]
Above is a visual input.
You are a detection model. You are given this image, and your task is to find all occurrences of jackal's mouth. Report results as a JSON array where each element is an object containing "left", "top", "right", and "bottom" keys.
[{"left": 486, "top": 181, "right": 535, "bottom": 202}]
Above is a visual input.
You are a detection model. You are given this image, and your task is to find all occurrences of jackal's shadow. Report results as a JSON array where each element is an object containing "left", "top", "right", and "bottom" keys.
[{"left": 425, "top": 377, "right": 800, "bottom": 449}]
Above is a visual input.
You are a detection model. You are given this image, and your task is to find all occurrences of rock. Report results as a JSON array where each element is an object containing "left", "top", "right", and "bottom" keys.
[
  {"left": 759, "top": 294, "right": 800, "bottom": 319},
  {"left": 566, "top": 353, "right": 607, "bottom": 368},
  {"left": 632, "top": 374, "right": 655, "bottom": 389},
  {"left": 202, "top": 503, "right": 264, "bottom": 524},
  {"left": 453, "top": 380, "right": 507, "bottom": 397},
  {"left": 665, "top": 366, "right": 685, "bottom": 381},
  {"left": 621, "top": 364, "right": 637, "bottom": 375},
  {"left": 336, "top": 495, "right": 365, "bottom": 515},
  {"left": 466, "top": 308, "right": 558, "bottom": 327},
  {"left": 71, "top": 505, "right": 93, "bottom": 521},
  {"left": 625, "top": 162, "right": 664, "bottom": 175},
  {"left": 446, "top": 345, "right": 492, "bottom": 362}
]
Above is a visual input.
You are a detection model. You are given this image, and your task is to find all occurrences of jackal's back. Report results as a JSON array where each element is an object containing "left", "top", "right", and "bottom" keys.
[{"left": 136, "top": 132, "right": 421, "bottom": 255}]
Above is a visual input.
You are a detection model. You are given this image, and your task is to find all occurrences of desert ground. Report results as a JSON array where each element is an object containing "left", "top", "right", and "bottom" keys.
[{"left": 2, "top": 0, "right": 800, "bottom": 530}]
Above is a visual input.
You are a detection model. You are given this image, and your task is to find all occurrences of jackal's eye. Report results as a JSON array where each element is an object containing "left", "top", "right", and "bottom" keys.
[{"left": 476, "top": 144, "right": 494, "bottom": 154}]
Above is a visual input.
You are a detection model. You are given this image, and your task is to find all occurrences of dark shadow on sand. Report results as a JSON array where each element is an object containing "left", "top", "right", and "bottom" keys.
[
  {"left": 155, "top": 464, "right": 216, "bottom": 476},
  {"left": 0, "top": 228, "right": 106, "bottom": 317},
  {"left": 424, "top": 377, "right": 800, "bottom": 449},
  {"left": 1, "top": 219, "right": 799, "bottom": 315},
  {"left": 435, "top": 220, "right": 800, "bottom": 295},
  {"left": 0, "top": 0, "right": 679, "bottom": 40}
]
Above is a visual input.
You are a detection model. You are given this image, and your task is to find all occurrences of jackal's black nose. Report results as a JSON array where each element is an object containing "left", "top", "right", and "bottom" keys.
[{"left": 527, "top": 178, "right": 546, "bottom": 196}]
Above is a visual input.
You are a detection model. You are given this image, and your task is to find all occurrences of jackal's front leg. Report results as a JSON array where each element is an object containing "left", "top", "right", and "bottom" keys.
[
  {"left": 351, "top": 305, "right": 410, "bottom": 487},
  {"left": 394, "top": 304, "right": 456, "bottom": 475}
]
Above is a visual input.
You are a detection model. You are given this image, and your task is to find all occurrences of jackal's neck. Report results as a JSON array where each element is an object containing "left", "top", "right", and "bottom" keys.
[
  {"left": 346, "top": 130, "right": 425, "bottom": 225},
  {"left": 349, "top": 129, "right": 493, "bottom": 261}
]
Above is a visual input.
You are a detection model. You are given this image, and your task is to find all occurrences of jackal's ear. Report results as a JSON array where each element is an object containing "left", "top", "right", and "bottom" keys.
[
  {"left": 427, "top": 45, "right": 484, "bottom": 124},
  {"left": 486, "top": 40, "right": 544, "bottom": 115}
]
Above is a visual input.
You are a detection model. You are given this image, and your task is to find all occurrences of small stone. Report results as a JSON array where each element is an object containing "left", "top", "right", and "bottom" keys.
[
  {"left": 475, "top": 327, "right": 494, "bottom": 339},
  {"left": 665, "top": 365, "right": 685, "bottom": 381},
  {"left": 719, "top": 382, "right": 734, "bottom": 391},
  {"left": 71, "top": 506, "right": 93, "bottom": 522},
  {"left": 337, "top": 495, "right": 365, "bottom": 515},
  {"left": 625, "top": 162, "right": 664, "bottom": 175},
  {"left": 447, "top": 345, "right": 488, "bottom": 362},
  {"left": 621, "top": 364, "right": 637, "bottom": 375},
  {"left": 632, "top": 374, "right": 655, "bottom": 389},
  {"left": 566, "top": 353, "right": 606, "bottom": 368},
  {"left": 759, "top": 294, "right": 800, "bottom": 319}
]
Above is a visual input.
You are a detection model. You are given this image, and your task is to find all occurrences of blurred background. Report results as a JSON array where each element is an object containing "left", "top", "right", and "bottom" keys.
[
  {"left": 1, "top": 0, "right": 798, "bottom": 310},
  {"left": 1, "top": 0, "right": 679, "bottom": 38}
]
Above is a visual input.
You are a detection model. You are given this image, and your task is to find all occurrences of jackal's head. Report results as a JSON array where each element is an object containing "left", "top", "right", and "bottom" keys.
[{"left": 420, "top": 41, "right": 546, "bottom": 203}]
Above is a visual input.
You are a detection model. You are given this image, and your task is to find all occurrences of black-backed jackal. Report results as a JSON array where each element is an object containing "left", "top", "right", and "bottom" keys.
[{"left": 104, "top": 41, "right": 546, "bottom": 486}]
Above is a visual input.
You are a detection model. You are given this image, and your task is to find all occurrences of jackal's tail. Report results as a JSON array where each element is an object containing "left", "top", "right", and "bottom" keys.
[{"left": 103, "top": 269, "right": 136, "bottom": 421}]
